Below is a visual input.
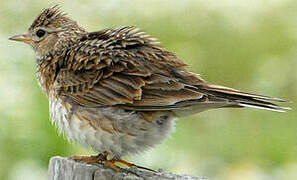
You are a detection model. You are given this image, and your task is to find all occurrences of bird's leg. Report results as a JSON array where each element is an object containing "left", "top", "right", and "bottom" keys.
[
  {"left": 71, "top": 152, "right": 155, "bottom": 172},
  {"left": 71, "top": 152, "right": 121, "bottom": 171}
]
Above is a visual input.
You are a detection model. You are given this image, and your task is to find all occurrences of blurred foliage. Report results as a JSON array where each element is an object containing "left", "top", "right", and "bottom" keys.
[{"left": 0, "top": 0, "right": 296, "bottom": 180}]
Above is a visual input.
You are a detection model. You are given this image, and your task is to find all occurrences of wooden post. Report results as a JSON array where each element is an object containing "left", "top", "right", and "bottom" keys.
[{"left": 48, "top": 156, "right": 209, "bottom": 180}]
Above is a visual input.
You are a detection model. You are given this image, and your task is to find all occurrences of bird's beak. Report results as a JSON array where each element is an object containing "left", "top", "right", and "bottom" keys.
[{"left": 9, "top": 33, "right": 33, "bottom": 43}]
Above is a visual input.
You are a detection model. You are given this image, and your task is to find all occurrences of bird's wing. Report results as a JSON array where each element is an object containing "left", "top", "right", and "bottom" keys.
[
  {"left": 54, "top": 26, "right": 289, "bottom": 113},
  {"left": 53, "top": 26, "right": 205, "bottom": 107}
]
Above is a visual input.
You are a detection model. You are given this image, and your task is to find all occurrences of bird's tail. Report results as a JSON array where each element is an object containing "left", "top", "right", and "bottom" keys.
[{"left": 199, "top": 84, "right": 291, "bottom": 112}]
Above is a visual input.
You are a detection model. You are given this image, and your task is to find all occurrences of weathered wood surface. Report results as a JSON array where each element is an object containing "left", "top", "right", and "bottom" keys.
[{"left": 48, "top": 156, "right": 209, "bottom": 180}]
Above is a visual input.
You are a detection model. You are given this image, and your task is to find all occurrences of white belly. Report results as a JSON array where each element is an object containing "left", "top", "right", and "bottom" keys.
[
  {"left": 49, "top": 97, "right": 176, "bottom": 158},
  {"left": 49, "top": 98, "right": 119, "bottom": 154}
]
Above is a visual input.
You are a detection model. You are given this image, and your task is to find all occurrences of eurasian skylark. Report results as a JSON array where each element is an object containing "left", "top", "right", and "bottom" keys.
[{"left": 9, "top": 6, "right": 290, "bottom": 171}]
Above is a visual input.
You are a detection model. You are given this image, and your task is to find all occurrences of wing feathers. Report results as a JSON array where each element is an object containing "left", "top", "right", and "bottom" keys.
[{"left": 52, "top": 26, "right": 289, "bottom": 114}]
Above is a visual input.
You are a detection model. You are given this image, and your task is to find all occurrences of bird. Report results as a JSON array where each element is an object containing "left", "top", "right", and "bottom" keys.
[{"left": 9, "top": 5, "right": 290, "bottom": 171}]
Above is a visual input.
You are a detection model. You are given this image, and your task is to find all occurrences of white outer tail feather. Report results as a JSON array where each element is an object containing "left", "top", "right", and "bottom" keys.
[{"left": 238, "top": 103, "right": 291, "bottom": 112}]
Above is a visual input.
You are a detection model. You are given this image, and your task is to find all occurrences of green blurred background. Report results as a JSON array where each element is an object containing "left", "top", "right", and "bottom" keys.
[{"left": 0, "top": 0, "right": 296, "bottom": 179}]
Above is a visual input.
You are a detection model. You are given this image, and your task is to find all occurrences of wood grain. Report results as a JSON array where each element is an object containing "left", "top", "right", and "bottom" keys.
[{"left": 48, "top": 156, "right": 209, "bottom": 180}]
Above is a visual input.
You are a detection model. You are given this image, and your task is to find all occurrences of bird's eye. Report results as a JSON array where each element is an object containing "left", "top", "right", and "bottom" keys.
[{"left": 36, "top": 29, "right": 46, "bottom": 38}]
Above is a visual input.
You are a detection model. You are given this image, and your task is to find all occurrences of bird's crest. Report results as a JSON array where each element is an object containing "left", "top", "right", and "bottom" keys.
[{"left": 29, "top": 5, "right": 67, "bottom": 30}]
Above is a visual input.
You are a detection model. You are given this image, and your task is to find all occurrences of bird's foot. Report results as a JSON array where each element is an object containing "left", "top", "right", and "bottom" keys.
[
  {"left": 71, "top": 152, "right": 108, "bottom": 164},
  {"left": 71, "top": 152, "right": 156, "bottom": 172},
  {"left": 108, "top": 159, "right": 156, "bottom": 172}
]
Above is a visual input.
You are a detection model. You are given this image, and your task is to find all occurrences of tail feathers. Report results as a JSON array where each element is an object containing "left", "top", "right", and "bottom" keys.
[
  {"left": 200, "top": 84, "right": 291, "bottom": 112},
  {"left": 238, "top": 102, "right": 291, "bottom": 112}
]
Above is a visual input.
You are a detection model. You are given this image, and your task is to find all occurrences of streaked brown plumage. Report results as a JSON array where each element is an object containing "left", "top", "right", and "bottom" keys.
[{"left": 9, "top": 6, "right": 290, "bottom": 170}]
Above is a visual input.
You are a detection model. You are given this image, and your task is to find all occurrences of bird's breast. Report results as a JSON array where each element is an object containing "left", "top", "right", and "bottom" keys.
[{"left": 36, "top": 70, "right": 49, "bottom": 95}]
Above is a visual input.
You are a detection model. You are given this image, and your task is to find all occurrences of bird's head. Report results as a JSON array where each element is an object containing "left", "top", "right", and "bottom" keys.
[{"left": 9, "top": 5, "right": 86, "bottom": 58}]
